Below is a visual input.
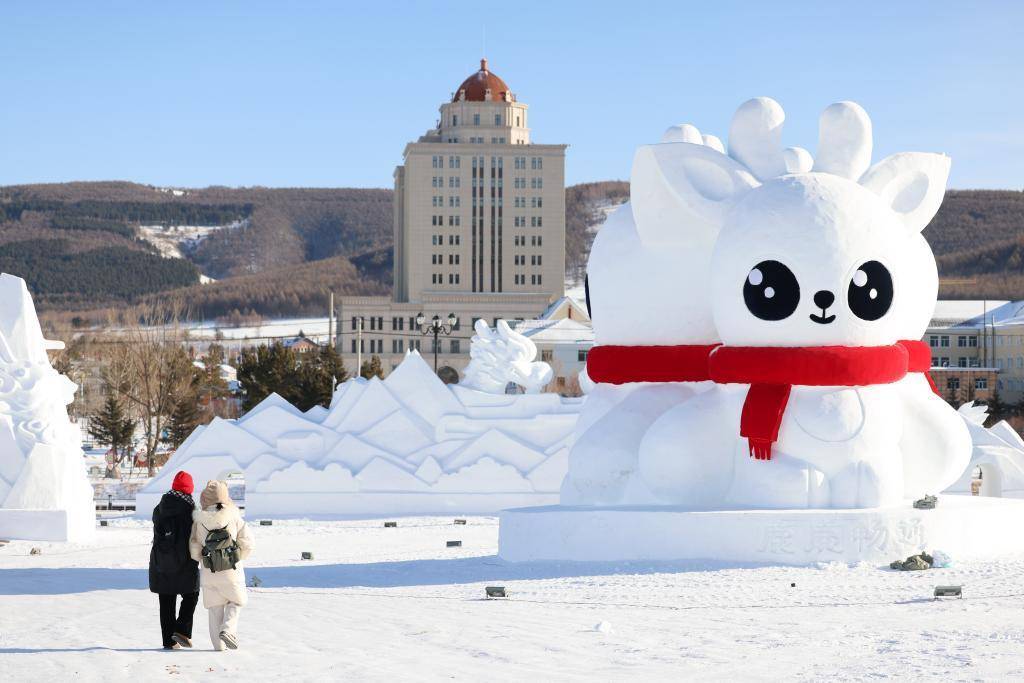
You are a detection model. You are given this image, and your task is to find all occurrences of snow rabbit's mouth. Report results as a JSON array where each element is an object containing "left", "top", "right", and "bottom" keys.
[{"left": 809, "top": 290, "right": 836, "bottom": 324}]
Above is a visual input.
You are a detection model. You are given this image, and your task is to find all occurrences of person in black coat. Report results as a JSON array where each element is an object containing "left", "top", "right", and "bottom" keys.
[{"left": 149, "top": 470, "right": 200, "bottom": 650}]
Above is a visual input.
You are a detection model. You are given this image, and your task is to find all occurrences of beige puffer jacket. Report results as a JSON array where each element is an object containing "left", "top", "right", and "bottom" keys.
[{"left": 189, "top": 502, "right": 254, "bottom": 608}]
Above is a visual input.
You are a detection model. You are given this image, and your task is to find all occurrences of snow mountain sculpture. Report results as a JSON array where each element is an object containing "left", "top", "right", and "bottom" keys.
[
  {"left": 0, "top": 273, "right": 94, "bottom": 541},
  {"left": 138, "top": 349, "right": 581, "bottom": 517}
]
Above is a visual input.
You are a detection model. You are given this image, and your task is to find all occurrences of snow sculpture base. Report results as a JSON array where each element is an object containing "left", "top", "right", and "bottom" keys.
[
  {"left": 498, "top": 496, "right": 1024, "bottom": 565},
  {"left": 0, "top": 508, "right": 93, "bottom": 543}
]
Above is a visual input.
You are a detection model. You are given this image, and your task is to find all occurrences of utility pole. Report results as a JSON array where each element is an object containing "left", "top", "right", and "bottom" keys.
[
  {"left": 356, "top": 316, "right": 363, "bottom": 376},
  {"left": 328, "top": 291, "right": 334, "bottom": 348}
]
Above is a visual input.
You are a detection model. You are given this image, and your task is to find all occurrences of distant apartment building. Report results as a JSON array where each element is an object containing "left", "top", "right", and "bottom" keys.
[
  {"left": 340, "top": 59, "right": 567, "bottom": 377},
  {"left": 924, "top": 300, "right": 1024, "bottom": 403}
]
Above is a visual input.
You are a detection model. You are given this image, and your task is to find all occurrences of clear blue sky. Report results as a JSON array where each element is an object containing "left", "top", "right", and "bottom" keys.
[{"left": 1, "top": 1, "right": 1021, "bottom": 189}]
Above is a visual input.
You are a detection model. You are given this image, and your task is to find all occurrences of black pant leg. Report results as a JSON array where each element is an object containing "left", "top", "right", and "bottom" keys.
[
  {"left": 176, "top": 591, "right": 200, "bottom": 638},
  {"left": 158, "top": 593, "right": 177, "bottom": 647}
]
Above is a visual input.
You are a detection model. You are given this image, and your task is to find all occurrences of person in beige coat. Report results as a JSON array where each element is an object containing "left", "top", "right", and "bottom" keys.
[{"left": 188, "top": 480, "right": 254, "bottom": 651}]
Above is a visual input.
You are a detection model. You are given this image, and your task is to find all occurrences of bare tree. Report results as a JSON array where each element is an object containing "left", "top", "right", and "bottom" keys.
[{"left": 99, "top": 302, "right": 194, "bottom": 476}]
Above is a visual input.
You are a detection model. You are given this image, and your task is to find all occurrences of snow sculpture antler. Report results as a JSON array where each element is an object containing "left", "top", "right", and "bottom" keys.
[{"left": 461, "top": 319, "right": 553, "bottom": 394}]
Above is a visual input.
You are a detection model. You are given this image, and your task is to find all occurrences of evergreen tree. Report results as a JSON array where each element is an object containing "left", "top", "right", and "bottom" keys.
[
  {"left": 236, "top": 342, "right": 348, "bottom": 413},
  {"left": 361, "top": 354, "right": 384, "bottom": 380},
  {"left": 164, "top": 392, "right": 201, "bottom": 449},
  {"left": 985, "top": 385, "right": 1008, "bottom": 427},
  {"left": 236, "top": 342, "right": 299, "bottom": 410},
  {"left": 295, "top": 345, "right": 349, "bottom": 410},
  {"left": 88, "top": 394, "right": 134, "bottom": 478}
]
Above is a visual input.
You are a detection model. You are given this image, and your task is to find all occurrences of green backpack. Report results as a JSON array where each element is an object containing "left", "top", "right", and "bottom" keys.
[{"left": 201, "top": 527, "right": 240, "bottom": 573}]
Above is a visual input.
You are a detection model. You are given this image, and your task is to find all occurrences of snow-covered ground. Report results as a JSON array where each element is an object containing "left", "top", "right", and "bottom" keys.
[{"left": 4, "top": 516, "right": 1024, "bottom": 680}]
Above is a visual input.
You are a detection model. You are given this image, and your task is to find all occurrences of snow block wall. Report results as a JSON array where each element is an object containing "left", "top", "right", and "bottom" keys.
[
  {"left": 138, "top": 350, "right": 582, "bottom": 517},
  {"left": 0, "top": 273, "right": 95, "bottom": 542}
]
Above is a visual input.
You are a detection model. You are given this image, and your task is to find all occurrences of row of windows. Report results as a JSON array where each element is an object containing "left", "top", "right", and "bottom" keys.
[
  {"left": 352, "top": 316, "right": 463, "bottom": 332},
  {"left": 945, "top": 377, "right": 988, "bottom": 390},
  {"left": 431, "top": 176, "right": 463, "bottom": 188},
  {"left": 996, "top": 357, "right": 1024, "bottom": 370},
  {"left": 932, "top": 356, "right": 982, "bottom": 368},
  {"left": 928, "top": 335, "right": 978, "bottom": 348},
  {"left": 450, "top": 113, "right": 523, "bottom": 128},
  {"left": 512, "top": 254, "right": 543, "bottom": 266},
  {"left": 432, "top": 196, "right": 463, "bottom": 208},
  {"left": 444, "top": 136, "right": 526, "bottom": 144},
  {"left": 431, "top": 234, "right": 463, "bottom": 246},
  {"left": 431, "top": 215, "right": 463, "bottom": 226},
  {"left": 513, "top": 235, "right": 544, "bottom": 246},
  {"left": 432, "top": 253, "right": 461, "bottom": 265},
  {"left": 352, "top": 338, "right": 465, "bottom": 355},
  {"left": 512, "top": 274, "right": 544, "bottom": 285},
  {"left": 996, "top": 336, "right": 1024, "bottom": 346},
  {"left": 432, "top": 273, "right": 462, "bottom": 284},
  {"left": 431, "top": 155, "right": 463, "bottom": 169},
  {"left": 511, "top": 157, "right": 543, "bottom": 170},
  {"left": 511, "top": 197, "right": 543, "bottom": 208}
]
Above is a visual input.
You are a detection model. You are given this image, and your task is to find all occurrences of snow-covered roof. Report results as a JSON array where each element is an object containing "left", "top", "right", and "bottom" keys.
[
  {"left": 514, "top": 318, "right": 594, "bottom": 346},
  {"left": 539, "top": 296, "right": 590, "bottom": 322},
  {"left": 929, "top": 300, "right": 1022, "bottom": 329}
]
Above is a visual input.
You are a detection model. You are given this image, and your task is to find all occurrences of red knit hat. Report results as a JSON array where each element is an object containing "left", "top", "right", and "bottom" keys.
[{"left": 171, "top": 471, "right": 194, "bottom": 495}]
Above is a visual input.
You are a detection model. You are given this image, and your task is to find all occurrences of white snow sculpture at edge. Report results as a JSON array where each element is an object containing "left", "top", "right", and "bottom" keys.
[
  {"left": 461, "top": 319, "right": 553, "bottom": 394},
  {"left": 0, "top": 273, "right": 94, "bottom": 542}
]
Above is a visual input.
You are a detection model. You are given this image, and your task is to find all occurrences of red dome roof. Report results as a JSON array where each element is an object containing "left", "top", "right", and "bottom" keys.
[{"left": 453, "top": 59, "right": 512, "bottom": 102}]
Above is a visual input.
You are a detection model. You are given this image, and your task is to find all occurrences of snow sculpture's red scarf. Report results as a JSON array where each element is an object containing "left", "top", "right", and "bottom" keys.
[{"left": 587, "top": 340, "right": 938, "bottom": 460}]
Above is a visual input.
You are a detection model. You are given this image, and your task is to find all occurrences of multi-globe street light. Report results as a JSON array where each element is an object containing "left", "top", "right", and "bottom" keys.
[{"left": 417, "top": 312, "right": 458, "bottom": 372}]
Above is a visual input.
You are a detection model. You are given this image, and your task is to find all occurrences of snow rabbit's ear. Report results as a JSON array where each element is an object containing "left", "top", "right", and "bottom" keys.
[
  {"left": 860, "top": 152, "right": 951, "bottom": 233},
  {"left": 630, "top": 141, "right": 758, "bottom": 246}
]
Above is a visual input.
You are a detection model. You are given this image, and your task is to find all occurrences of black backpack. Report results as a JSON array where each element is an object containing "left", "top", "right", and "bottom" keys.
[
  {"left": 153, "top": 522, "right": 186, "bottom": 573},
  {"left": 201, "top": 527, "right": 240, "bottom": 573}
]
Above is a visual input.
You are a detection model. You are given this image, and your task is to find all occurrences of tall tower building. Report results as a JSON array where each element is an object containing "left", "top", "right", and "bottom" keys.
[{"left": 340, "top": 59, "right": 568, "bottom": 377}]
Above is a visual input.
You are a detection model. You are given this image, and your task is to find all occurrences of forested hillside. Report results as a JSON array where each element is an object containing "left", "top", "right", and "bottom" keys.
[{"left": 2, "top": 181, "right": 1021, "bottom": 327}]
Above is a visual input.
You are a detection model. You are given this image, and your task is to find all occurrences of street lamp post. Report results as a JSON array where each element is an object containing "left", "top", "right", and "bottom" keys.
[{"left": 417, "top": 312, "right": 458, "bottom": 372}]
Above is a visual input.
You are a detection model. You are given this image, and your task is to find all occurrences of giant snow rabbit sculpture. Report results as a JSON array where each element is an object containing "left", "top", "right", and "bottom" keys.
[{"left": 582, "top": 97, "right": 971, "bottom": 509}]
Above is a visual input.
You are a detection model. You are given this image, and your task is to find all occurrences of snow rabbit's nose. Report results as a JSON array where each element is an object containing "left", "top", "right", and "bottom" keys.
[{"left": 813, "top": 290, "right": 835, "bottom": 309}]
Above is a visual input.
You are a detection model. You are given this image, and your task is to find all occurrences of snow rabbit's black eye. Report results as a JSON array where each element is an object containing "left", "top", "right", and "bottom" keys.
[
  {"left": 847, "top": 261, "right": 893, "bottom": 321},
  {"left": 743, "top": 260, "right": 800, "bottom": 321}
]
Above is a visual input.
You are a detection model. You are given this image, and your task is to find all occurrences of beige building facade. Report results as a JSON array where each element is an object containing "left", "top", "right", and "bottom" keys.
[
  {"left": 924, "top": 300, "right": 1024, "bottom": 403},
  {"left": 341, "top": 59, "right": 567, "bottom": 376}
]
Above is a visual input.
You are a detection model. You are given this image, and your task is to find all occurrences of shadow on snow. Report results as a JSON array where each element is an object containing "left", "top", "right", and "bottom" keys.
[{"left": 0, "top": 556, "right": 783, "bottom": 595}]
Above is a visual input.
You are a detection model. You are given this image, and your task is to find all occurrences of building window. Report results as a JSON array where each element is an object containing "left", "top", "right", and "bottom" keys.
[
  {"left": 957, "top": 336, "right": 967, "bottom": 348},
  {"left": 541, "top": 350, "right": 553, "bottom": 362},
  {"left": 578, "top": 349, "right": 589, "bottom": 362},
  {"left": 450, "top": 340, "right": 461, "bottom": 354},
  {"left": 976, "top": 377, "right": 988, "bottom": 390},
  {"left": 351, "top": 339, "right": 356, "bottom": 353},
  {"left": 969, "top": 336, "right": 978, "bottom": 348},
  {"left": 947, "top": 377, "right": 960, "bottom": 390},
  {"left": 452, "top": 115, "right": 458, "bottom": 126},
  {"left": 929, "top": 335, "right": 939, "bottom": 347},
  {"left": 940, "top": 336, "right": 950, "bottom": 347},
  {"left": 473, "top": 113, "right": 480, "bottom": 126},
  {"left": 958, "top": 357, "right": 967, "bottom": 368},
  {"left": 940, "top": 357, "right": 949, "bottom": 367}
]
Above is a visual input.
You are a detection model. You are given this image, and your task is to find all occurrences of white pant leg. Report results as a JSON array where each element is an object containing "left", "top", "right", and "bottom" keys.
[
  {"left": 208, "top": 605, "right": 225, "bottom": 650},
  {"left": 221, "top": 602, "right": 242, "bottom": 638}
]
